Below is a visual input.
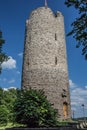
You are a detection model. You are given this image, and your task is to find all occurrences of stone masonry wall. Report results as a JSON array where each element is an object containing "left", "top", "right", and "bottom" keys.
[{"left": 22, "top": 7, "right": 71, "bottom": 119}]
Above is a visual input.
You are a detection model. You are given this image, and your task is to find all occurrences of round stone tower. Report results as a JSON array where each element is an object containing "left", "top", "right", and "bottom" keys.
[{"left": 22, "top": 7, "right": 71, "bottom": 119}]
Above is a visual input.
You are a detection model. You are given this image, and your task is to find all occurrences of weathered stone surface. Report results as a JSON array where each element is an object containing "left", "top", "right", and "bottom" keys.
[{"left": 21, "top": 7, "right": 71, "bottom": 119}]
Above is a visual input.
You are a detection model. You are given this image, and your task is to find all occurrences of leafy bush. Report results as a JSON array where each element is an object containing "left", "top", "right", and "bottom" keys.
[
  {"left": 3, "top": 88, "right": 17, "bottom": 122},
  {"left": 14, "top": 89, "right": 59, "bottom": 127},
  {"left": 0, "top": 87, "right": 17, "bottom": 123},
  {"left": 0, "top": 105, "right": 9, "bottom": 126}
]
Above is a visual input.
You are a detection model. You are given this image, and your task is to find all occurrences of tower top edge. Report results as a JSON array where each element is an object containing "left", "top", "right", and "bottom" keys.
[
  {"left": 29, "top": 7, "right": 63, "bottom": 18},
  {"left": 31, "top": 7, "right": 52, "bottom": 13}
]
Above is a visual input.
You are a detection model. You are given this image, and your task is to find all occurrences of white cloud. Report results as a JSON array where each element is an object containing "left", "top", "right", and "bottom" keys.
[
  {"left": 72, "top": 88, "right": 87, "bottom": 96},
  {"left": 71, "top": 88, "right": 87, "bottom": 105},
  {"left": 8, "top": 79, "right": 15, "bottom": 84},
  {"left": 3, "top": 87, "right": 17, "bottom": 91},
  {"left": 69, "top": 79, "right": 77, "bottom": 89},
  {"left": 3, "top": 88, "right": 8, "bottom": 91},
  {"left": 70, "top": 79, "right": 87, "bottom": 117},
  {"left": 8, "top": 87, "right": 17, "bottom": 90},
  {"left": 71, "top": 107, "right": 77, "bottom": 111},
  {"left": 71, "top": 102, "right": 77, "bottom": 106},
  {"left": 1, "top": 56, "right": 16, "bottom": 69},
  {"left": 18, "top": 52, "right": 23, "bottom": 57}
]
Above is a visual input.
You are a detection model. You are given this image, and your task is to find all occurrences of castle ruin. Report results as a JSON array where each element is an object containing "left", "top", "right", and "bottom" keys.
[{"left": 21, "top": 6, "right": 71, "bottom": 119}]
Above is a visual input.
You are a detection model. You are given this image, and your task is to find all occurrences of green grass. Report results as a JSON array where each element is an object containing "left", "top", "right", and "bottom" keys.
[
  {"left": 0, "top": 123, "right": 12, "bottom": 130},
  {"left": 0, "top": 120, "right": 78, "bottom": 130},
  {"left": 0, "top": 122, "right": 24, "bottom": 130}
]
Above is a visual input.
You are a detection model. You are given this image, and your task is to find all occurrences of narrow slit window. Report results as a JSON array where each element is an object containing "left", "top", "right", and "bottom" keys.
[
  {"left": 55, "top": 57, "right": 57, "bottom": 65},
  {"left": 27, "top": 62, "right": 29, "bottom": 65},
  {"left": 55, "top": 33, "right": 57, "bottom": 40}
]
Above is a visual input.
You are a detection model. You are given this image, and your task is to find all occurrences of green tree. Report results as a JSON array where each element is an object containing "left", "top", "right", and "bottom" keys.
[
  {"left": 3, "top": 88, "right": 17, "bottom": 122},
  {"left": 65, "top": 0, "right": 87, "bottom": 59},
  {"left": 0, "top": 87, "right": 3, "bottom": 105},
  {"left": 0, "top": 30, "right": 8, "bottom": 73},
  {"left": 14, "top": 89, "right": 58, "bottom": 127},
  {"left": 0, "top": 105, "right": 9, "bottom": 126},
  {"left": 0, "top": 88, "right": 17, "bottom": 122}
]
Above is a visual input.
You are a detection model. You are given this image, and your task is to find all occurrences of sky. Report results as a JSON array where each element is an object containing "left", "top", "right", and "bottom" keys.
[{"left": 0, "top": 0, "right": 87, "bottom": 118}]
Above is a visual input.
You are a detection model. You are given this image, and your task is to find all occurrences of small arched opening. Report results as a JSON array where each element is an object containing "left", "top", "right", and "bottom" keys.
[{"left": 63, "top": 102, "right": 68, "bottom": 118}]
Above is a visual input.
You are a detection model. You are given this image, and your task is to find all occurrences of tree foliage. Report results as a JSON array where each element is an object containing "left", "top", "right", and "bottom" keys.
[
  {"left": 0, "top": 30, "right": 8, "bottom": 73},
  {"left": 14, "top": 89, "right": 58, "bottom": 127},
  {"left": 3, "top": 88, "right": 17, "bottom": 122},
  {"left": 65, "top": 0, "right": 87, "bottom": 59},
  {"left": 0, "top": 88, "right": 59, "bottom": 127},
  {"left": 0, "top": 88, "right": 17, "bottom": 124},
  {"left": 0, "top": 105, "right": 9, "bottom": 126}
]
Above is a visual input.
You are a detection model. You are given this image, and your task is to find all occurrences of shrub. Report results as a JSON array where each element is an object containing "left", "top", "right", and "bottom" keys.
[
  {"left": 14, "top": 89, "right": 59, "bottom": 127},
  {"left": 0, "top": 105, "right": 9, "bottom": 126}
]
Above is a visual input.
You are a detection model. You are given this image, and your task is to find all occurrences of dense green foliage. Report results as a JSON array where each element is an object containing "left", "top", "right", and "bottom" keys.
[
  {"left": 0, "top": 30, "right": 8, "bottom": 73},
  {"left": 0, "top": 105, "right": 9, "bottom": 126},
  {"left": 0, "top": 88, "right": 59, "bottom": 127},
  {"left": 14, "top": 89, "right": 59, "bottom": 127},
  {"left": 65, "top": 0, "right": 87, "bottom": 59},
  {"left": 0, "top": 88, "right": 17, "bottom": 125}
]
